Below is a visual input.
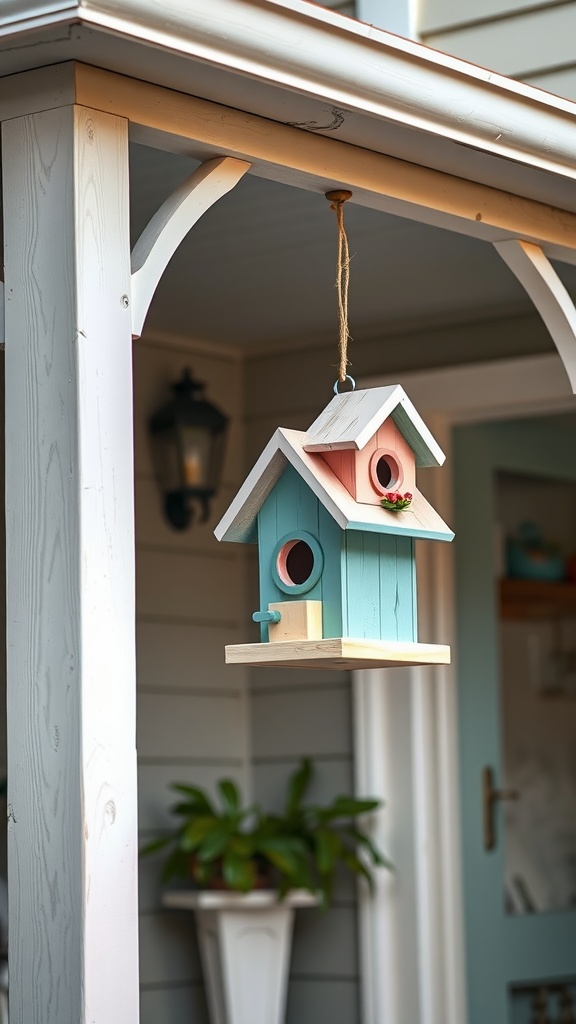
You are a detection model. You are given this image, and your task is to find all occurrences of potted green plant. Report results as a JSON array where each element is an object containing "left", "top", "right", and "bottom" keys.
[
  {"left": 142, "top": 756, "right": 388, "bottom": 906},
  {"left": 142, "top": 758, "right": 388, "bottom": 1024}
]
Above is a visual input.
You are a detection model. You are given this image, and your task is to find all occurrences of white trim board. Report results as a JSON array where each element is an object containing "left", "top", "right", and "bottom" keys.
[
  {"left": 4, "top": 0, "right": 576, "bottom": 197},
  {"left": 354, "top": 353, "right": 574, "bottom": 1024}
]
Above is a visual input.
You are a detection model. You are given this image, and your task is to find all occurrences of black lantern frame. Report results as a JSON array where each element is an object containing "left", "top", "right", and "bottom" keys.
[{"left": 149, "top": 368, "right": 229, "bottom": 529}]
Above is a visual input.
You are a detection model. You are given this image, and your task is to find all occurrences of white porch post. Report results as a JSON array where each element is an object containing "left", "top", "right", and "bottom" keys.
[{"left": 2, "top": 104, "right": 139, "bottom": 1023}]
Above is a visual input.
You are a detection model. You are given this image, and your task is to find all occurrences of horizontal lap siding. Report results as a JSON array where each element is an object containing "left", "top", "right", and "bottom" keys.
[
  {"left": 418, "top": 0, "right": 576, "bottom": 84},
  {"left": 134, "top": 336, "right": 248, "bottom": 1024}
]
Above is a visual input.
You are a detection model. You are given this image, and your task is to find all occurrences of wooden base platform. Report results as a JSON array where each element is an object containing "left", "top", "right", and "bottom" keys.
[{"left": 225, "top": 637, "right": 451, "bottom": 670}]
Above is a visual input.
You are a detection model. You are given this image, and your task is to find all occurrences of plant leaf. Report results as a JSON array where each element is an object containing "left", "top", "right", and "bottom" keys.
[
  {"left": 222, "top": 853, "right": 255, "bottom": 892},
  {"left": 341, "top": 848, "right": 375, "bottom": 890},
  {"left": 345, "top": 826, "right": 393, "bottom": 869},
  {"left": 161, "top": 848, "right": 191, "bottom": 883},
  {"left": 181, "top": 816, "right": 219, "bottom": 852},
  {"left": 197, "top": 824, "right": 233, "bottom": 862},
  {"left": 171, "top": 784, "right": 215, "bottom": 814},
  {"left": 139, "top": 835, "right": 172, "bottom": 857},
  {"left": 315, "top": 828, "right": 341, "bottom": 875},
  {"left": 317, "top": 796, "right": 381, "bottom": 821},
  {"left": 285, "top": 758, "right": 313, "bottom": 817},
  {"left": 218, "top": 778, "right": 241, "bottom": 815}
]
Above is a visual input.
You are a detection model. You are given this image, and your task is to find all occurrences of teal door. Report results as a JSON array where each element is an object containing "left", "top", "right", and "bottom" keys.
[{"left": 454, "top": 416, "right": 576, "bottom": 1023}]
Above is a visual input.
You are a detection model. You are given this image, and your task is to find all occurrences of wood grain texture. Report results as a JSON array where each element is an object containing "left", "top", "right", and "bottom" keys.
[
  {"left": 226, "top": 637, "right": 451, "bottom": 669},
  {"left": 73, "top": 65, "right": 576, "bottom": 266},
  {"left": 268, "top": 601, "right": 323, "bottom": 642},
  {"left": 3, "top": 105, "right": 138, "bottom": 1023},
  {"left": 131, "top": 157, "right": 250, "bottom": 337}
]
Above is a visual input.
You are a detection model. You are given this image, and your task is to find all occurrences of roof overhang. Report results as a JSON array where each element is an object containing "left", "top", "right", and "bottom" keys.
[
  {"left": 214, "top": 427, "right": 454, "bottom": 544},
  {"left": 2, "top": 0, "right": 576, "bottom": 216}
]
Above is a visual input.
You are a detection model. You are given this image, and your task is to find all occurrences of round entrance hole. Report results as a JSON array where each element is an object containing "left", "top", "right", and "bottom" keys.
[
  {"left": 272, "top": 532, "right": 324, "bottom": 595},
  {"left": 369, "top": 450, "right": 403, "bottom": 495},
  {"left": 284, "top": 540, "right": 314, "bottom": 585},
  {"left": 376, "top": 456, "right": 393, "bottom": 488}
]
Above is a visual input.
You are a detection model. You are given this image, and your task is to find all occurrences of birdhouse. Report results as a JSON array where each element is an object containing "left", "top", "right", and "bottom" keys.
[{"left": 215, "top": 386, "right": 454, "bottom": 670}]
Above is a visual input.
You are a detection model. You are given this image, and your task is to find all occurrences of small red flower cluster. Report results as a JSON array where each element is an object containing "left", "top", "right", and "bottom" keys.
[{"left": 380, "top": 491, "right": 413, "bottom": 512}]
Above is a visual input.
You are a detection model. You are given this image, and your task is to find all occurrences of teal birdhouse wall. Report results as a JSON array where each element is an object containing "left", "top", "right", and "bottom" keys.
[
  {"left": 341, "top": 533, "right": 417, "bottom": 642},
  {"left": 256, "top": 464, "right": 417, "bottom": 644},
  {"left": 256, "top": 464, "right": 343, "bottom": 641},
  {"left": 215, "top": 385, "right": 454, "bottom": 670}
]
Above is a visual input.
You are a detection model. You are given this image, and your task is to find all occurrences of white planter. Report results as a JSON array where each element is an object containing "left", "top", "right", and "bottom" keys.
[{"left": 163, "top": 890, "right": 318, "bottom": 1024}]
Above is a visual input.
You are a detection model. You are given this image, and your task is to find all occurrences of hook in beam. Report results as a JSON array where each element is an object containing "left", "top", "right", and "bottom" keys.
[
  {"left": 495, "top": 238, "right": 576, "bottom": 393},
  {"left": 130, "top": 155, "right": 251, "bottom": 338}
]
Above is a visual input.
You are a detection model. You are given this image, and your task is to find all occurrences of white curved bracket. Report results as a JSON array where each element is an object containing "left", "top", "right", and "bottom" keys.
[
  {"left": 130, "top": 156, "right": 251, "bottom": 338},
  {"left": 495, "top": 238, "right": 576, "bottom": 393}
]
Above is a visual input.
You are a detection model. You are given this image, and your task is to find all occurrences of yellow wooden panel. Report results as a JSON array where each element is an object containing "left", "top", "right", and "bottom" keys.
[{"left": 268, "top": 601, "right": 323, "bottom": 642}]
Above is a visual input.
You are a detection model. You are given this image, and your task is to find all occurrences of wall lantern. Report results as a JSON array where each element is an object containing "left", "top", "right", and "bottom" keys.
[{"left": 149, "top": 368, "right": 229, "bottom": 529}]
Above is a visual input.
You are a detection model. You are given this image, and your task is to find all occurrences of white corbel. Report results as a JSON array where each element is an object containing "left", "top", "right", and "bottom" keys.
[
  {"left": 130, "top": 155, "right": 251, "bottom": 338},
  {"left": 495, "top": 238, "right": 576, "bottom": 393}
]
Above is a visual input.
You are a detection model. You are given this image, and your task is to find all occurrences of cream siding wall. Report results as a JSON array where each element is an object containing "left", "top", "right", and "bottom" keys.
[
  {"left": 134, "top": 335, "right": 249, "bottom": 1024},
  {"left": 417, "top": 0, "right": 576, "bottom": 101}
]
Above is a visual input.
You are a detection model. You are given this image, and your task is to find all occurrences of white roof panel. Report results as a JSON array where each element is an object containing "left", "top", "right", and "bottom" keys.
[{"left": 303, "top": 386, "right": 446, "bottom": 466}]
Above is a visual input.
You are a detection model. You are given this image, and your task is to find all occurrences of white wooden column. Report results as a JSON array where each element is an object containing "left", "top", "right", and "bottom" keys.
[{"left": 2, "top": 104, "right": 139, "bottom": 1023}]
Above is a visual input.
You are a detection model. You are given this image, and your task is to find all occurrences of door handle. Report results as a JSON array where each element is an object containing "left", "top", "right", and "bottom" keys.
[{"left": 482, "top": 766, "right": 520, "bottom": 851}]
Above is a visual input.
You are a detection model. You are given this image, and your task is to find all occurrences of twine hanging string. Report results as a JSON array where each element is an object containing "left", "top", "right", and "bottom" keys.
[{"left": 326, "top": 189, "right": 353, "bottom": 385}]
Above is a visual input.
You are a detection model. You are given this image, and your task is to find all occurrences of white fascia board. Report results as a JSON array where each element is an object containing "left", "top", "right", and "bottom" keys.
[
  {"left": 3, "top": 1, "right": 576, "bottom": 189},
  {"left": 35, "top": 0, "right": 576, "bottom": 183}
]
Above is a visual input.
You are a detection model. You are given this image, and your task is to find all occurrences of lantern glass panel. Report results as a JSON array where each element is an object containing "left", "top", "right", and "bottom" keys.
[
  {"left": 150, "top": 429, "right": 182, "bottom": 494},
  {"left": 179, "top": 425, "right": 212, "bottom": 490}
]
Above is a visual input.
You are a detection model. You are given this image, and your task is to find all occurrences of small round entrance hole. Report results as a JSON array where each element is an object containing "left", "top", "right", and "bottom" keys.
[
  {"left": 282, "top": 540, "right": 314, "bottom": 586},
  {"left": 376, "top": 456, "right": 394, "bottom": 488},
  {"left": 369, "top": 450, "right": 403, "bottom": 494}
]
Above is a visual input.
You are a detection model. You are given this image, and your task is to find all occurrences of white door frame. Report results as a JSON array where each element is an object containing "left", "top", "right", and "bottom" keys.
[{"left": 354, "top": 352, "right": 575, "bottom": 1024}]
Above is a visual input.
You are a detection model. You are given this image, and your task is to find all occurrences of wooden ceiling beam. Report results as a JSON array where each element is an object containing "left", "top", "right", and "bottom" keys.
[
  {"left": 2, "top": 63, "right": 576, "bottom": 267},
  {"left": 72, "top": 64, "right": 576, "bottom": 267}
]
